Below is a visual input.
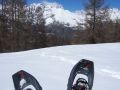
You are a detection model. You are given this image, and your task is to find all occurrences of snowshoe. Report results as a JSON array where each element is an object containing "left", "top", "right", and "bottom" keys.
[
  {"left": 12, "top": 70, "right": 42, "bottom": 90},
  {"left": 67, "top": 59, "right": 94, "bottom": 90}
]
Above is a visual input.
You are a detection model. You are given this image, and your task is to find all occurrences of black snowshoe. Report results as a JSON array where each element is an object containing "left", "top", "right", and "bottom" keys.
[
  {"left": 12, "top": 70, "right": 42, "bottom": 90},
  {"left": 67, "top": 59, "right": 94, "bottom": 90}
]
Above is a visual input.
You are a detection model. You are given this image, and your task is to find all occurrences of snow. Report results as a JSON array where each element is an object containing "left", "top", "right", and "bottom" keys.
[
  {"left": 0, "top": 43, "right": 120, "bottom": 90},
  {"left": 44, "top": 6, "right": 85, "bottom": 27},
  {"left": 109, "top": 8, "right": 120, "bottom": 20},
  {"left": 20, "top": 79, "right": 27, "bottom": 88}
]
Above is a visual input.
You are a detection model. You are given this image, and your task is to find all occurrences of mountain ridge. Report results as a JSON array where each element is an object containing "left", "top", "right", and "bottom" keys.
[
  {"left": 29, "top": 2, "right": 120, "bottom": 27},
  {"left": 0, "top": 2, "right": 120, "bottom": 27}
]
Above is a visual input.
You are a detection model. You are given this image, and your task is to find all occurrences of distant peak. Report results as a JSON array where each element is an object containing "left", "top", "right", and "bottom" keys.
[
  {"left": 43, "top": 1, "right": 64, "bottom": 9},
  {"left": 30, "top": 1, "right": 64, "bottom": 10}
]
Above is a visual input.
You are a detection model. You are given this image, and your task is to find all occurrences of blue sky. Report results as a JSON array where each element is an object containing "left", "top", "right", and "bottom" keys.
[{"left": 27, "top": 0, "right": 120, "bottom": 11}]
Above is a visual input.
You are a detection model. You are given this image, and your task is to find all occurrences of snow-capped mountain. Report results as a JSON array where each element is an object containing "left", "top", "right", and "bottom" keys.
[
  {"left": 30, "top": 2, "right": 86, "bottom": 27},
  {"left": 29, "top": 2, "right": 120, "bottom": 27},
  {"left": 44, "top": 2, "right": 85, "bottom": 27},
  {"left": 1, "top": 1, "right": 119, "bottom": 27}
]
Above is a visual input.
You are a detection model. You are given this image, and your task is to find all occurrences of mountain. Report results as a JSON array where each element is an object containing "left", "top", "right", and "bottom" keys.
[
  {"left": 1, "top": 2, "right": 120, "bottom": 27},
  {"left": 109, "top": 8, "right": 120, "bottom": 20},
  {"left": 30, "top": 2, "right": 120, "bottom": 27},
  {"left": 0, "top": 43, "right": 120, "bottom": 90},
  {"left": 30, "top": 2, "right": 86, "bottom": 27}
]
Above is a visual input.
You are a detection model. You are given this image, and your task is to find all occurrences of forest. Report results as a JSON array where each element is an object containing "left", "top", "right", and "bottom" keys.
[{"left": 0, "top": 0, "right": 120, "bottom": 52}]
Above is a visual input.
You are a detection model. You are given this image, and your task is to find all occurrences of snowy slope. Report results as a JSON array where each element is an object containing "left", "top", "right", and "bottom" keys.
[
  {"left": 0, "top": 43, "right": 120, "bottom": 90},
  {"left": 30, "top": 2, "right": 85, "bottom": 27},
  {"left": 109, "top": 8, "right": 120, "bottom": 20},
  {"left": 30, "top": 2, "right": 120, "bottom": 27}
]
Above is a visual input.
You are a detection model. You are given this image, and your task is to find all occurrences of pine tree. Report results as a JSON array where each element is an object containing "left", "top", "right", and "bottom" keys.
[
  {"left": 85, "top": 0, "right": 109, "bottom": 43},
  {"left": 33, "top": 5, "right": 47, "bottom": 48}
]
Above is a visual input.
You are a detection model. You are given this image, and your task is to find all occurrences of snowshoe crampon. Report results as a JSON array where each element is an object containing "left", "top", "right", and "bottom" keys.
[
  {"left": 67, "top": 59, "right": 94, "bottom": 90},
  {"left": 12, "top": 70, "right": 42, "bottom": 90}
]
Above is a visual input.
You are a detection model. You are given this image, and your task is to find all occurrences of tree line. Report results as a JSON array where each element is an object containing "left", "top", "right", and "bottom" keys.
[
  {"left": 0, "top": 0, "right": 61, "bottom": 52},
  {"left": 72, "top": 0, "right": 120, "bottom": 44},
  {"left": 0, "top": 0, "right": 120, "bottom": 53}
]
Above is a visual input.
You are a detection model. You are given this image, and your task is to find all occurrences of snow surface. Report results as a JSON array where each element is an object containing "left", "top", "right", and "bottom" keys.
[{"left": 0, "top": 43, "right": 120, "bottom": 90}]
